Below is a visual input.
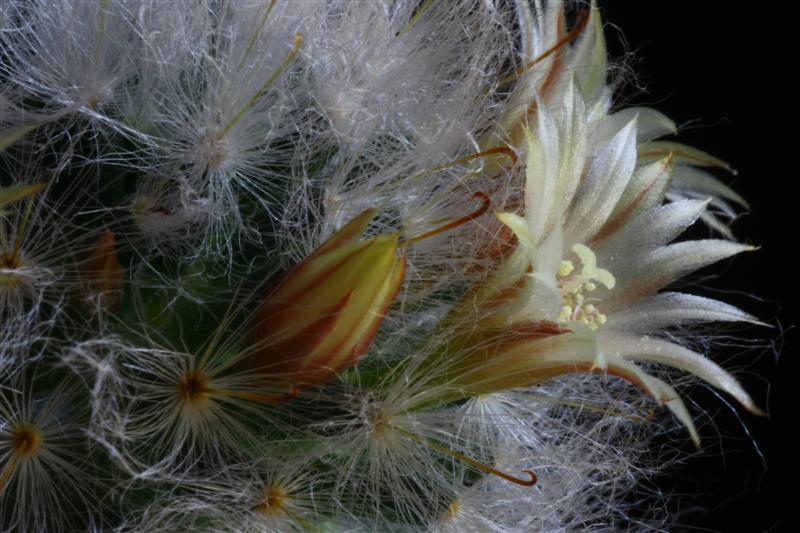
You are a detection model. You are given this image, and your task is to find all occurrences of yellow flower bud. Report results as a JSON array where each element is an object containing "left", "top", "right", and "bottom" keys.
[{"left": 248, "top": 209, "right": 406, "bottom": 395}]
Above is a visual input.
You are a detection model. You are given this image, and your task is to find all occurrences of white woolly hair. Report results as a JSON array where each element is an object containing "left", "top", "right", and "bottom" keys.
[
  {"left": 279, "top": 1, "right": 520, "bottom": 288},
  {"left": 117, "top": 2, "right": 321, "bottom": 255},
  {"left": 0, "top": 0, "right": 147, "bottom": 147}
]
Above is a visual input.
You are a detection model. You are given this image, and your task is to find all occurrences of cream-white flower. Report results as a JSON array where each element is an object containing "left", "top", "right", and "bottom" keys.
[{"left": 477, "top": 77, "right": 761, "bottom": 443}]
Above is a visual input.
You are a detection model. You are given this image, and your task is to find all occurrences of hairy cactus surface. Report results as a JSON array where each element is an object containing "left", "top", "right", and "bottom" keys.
[{"left": 0, "top": 1, "right": 764, "bottom": 531}]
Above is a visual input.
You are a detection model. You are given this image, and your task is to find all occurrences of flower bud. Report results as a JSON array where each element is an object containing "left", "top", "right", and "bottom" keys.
[{"left": 248, "top": 209, "right": 406, "bottom": 394}]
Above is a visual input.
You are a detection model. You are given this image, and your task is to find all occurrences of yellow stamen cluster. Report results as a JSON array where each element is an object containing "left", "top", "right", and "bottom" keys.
[{"left": 556, "top": 244, "right": 615, "bottom": 330}]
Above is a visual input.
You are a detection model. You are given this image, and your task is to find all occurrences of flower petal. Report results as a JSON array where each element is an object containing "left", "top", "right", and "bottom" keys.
[
  {"left": 606, "top": 239, "right": 755, "bottom": 305},
  {"left": 600, "top": 334, "right": 764, "bottom": 416},
  {"left": 638, "top": 141, "right": 733, "bottom": 171},
  {"left": 566, "top": 118, "right": 637, "bottom": 244},
  {"left": 604, "top": 292, "right": 763, "bottom": 332},
  {"left": 566, "top": 1, "right": 606, "bottom": 105},
  {"left": 591, "top": 107, "right": 676, "bottom": 147},
  {"left": 594, "top": 199, "right": 709, "bottom": 272},
  {"left": 671, "top": 166, "right": 748, "bottom": 208},
  {"left": 593, "top": 154, "right": 675, "bottom": 241}
]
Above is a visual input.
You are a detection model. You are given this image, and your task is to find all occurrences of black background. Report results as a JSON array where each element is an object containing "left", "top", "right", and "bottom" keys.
[{"left": 601, "top": 3, "right": 796, "bottom": 532}]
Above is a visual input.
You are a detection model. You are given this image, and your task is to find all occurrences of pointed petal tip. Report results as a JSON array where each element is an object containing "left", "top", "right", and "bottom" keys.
[{"left": 662, "top": 394, "right": 701, "bottom": 447}]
